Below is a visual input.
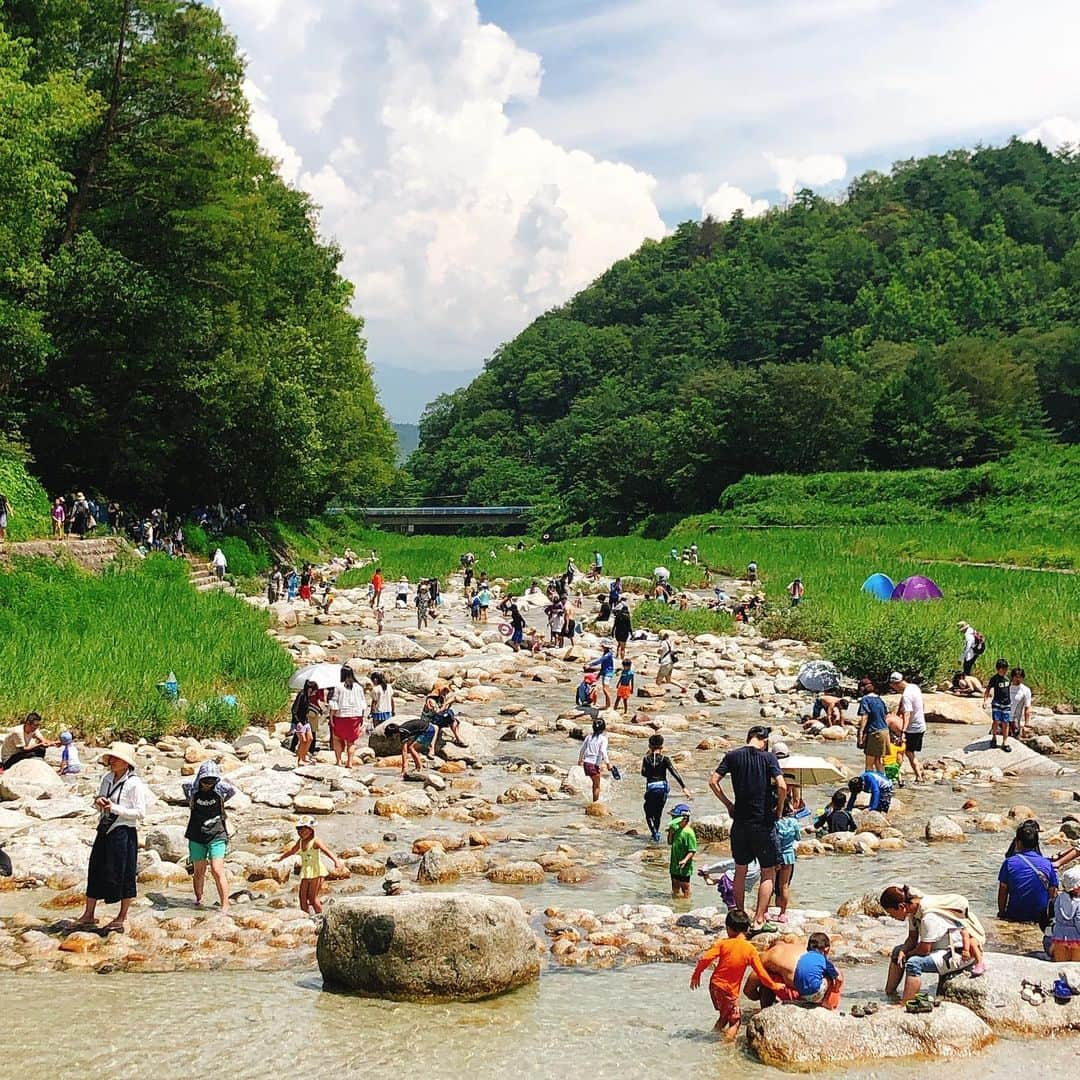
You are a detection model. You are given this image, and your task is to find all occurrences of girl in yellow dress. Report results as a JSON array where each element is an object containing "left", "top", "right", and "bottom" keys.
[{"left": 277, "top": 816, "right": 343, "bottom": 914}]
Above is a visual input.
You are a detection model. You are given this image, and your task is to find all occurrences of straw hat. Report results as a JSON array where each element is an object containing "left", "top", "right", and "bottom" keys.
[{"left": 98, "top": 742, "right": 138, "bottom": 769}]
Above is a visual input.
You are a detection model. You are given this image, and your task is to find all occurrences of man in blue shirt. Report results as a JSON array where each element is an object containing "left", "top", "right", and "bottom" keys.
[
  {"left": 846, "top": 771, "right": 893, "bottom": 813},
  {"left": 793, "top": 932, "right": 843, "bottom": 1008},
  {"left": 856, "top": 678, "right": 891, "bottom": 772},
  {"left": 998, "top": 820, "right": 1058, "bottom": 923}
]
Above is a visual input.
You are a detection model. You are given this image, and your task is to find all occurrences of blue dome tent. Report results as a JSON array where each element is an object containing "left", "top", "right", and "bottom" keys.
[{"left": 862, "top": 573, "right": 895, "bottom": 601}]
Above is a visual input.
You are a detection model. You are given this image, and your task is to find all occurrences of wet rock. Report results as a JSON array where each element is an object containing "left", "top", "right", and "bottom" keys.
[
  {"left": 556, "top": 866, "right": 592, "bottom": 885},
  {"left": 693, "top": 814, "right": 733, "bottom": 843},
  {"left": 317, "top": 893, "right": 540, "bottom": 1000},
  {"left": 852, "top": 811, "right": 890, "bottom": 837},
  {"left": 925, "top": 815, "right": 965, "bottom": 841},
  {"left": 1026, "top": 734, "right": 1057, "bottom": 755},
  {"left": 584, "top": 802, "right": 611, "bottom": 818},
  {"left": 374, "top": 791, "right": 432, "bottom": 818},
  {"left": 486, "top": 861, "right": 545, "bottom": 885},
  {"left": 941, "top": 954, "right": 1080, "bottom": 1033},
  {"left": 746, "top": 1001, "right": 993, "bottom": 1066},
  {"left": 836, "top": 892, "right": 886, "bottom": 917}
]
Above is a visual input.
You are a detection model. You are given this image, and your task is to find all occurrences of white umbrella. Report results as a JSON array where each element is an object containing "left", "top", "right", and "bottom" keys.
[
  {"left": 289, "top": 662, "right": 345, "bottom": 690},
  {"left": 779, "top": 755, "right": 846, "bottom": 786},
  {"left": 653, "top": 566, "right": 670, "bottom": 581}
]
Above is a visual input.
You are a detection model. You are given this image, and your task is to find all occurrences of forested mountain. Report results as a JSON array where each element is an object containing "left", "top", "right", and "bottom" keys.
[
  {"left": 393, "top": 423, "right": 420, "bottom": 462},
  {"left": 408, "top": 141, "right": 1080, "bottom": 531},
  {"left": 0, "top": 1, "right": 395, "bottom": 515}
]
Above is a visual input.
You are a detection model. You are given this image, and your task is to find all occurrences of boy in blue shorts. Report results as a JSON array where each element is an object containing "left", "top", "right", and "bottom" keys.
[
  {"left": 793, "top": 932, "right": 843, "bottom": 1009},
  {"left": 983, "top": 658, "right": 1012, "bottom": 751}
]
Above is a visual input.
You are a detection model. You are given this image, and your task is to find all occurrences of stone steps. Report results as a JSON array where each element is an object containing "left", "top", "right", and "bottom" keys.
[
  {"left": 184, "top": 554, "right": 237, "bottom": 596},
  {"left": 0, "top": 535, "right": 124, "bottom": 572}
]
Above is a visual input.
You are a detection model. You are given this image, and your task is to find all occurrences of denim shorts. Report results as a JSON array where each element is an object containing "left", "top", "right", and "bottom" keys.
[{"left": 188, "top": 838, "right": 228, "bottom": 862}]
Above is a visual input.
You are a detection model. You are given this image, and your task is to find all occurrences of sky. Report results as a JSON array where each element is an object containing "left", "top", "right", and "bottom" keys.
[{"left": 214, "top": 0, "right": 1080, "bottom": 421}]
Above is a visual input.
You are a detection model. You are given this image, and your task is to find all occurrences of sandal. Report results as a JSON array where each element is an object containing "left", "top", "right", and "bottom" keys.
[
  {"left": 863, "top": 1001, "right": 879, "bottom": 1015},
  {"left": 905, "top": 997, "right": 934, "bottom": 1014},
  {"left": 850, "top": 1004, "right": 866, "bottom": 1017}
]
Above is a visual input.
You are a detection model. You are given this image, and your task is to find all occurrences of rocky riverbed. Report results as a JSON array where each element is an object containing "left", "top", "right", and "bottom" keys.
[{"left": 2, "top": 572, "right": 1079, "bottom": 1071}]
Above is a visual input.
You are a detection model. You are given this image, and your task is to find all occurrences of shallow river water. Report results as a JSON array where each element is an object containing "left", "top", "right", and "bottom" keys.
[{"left": 4, "top": 599, "right": 1078, "bottom": 1078}]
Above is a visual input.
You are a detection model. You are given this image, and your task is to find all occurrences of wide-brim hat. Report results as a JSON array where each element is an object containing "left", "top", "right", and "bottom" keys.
[
  {"left": 295, "top": 816, "right": 316, "bottom": 831},
  {"left": 99, "top": 742, "right": 138, "bottom": 769}
]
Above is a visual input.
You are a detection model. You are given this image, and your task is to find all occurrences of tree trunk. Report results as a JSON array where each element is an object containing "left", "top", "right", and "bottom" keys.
[{"left": 60, "top": 0, "right": 132, "bottom": 247}]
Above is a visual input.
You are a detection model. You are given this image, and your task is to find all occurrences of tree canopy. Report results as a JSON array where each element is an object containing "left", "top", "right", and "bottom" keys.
[
  {"left": 0, "top": 1, "right": 395, "bottom": 515},
  {"left": 408, "top": 141, "right": 1080, "bottom": 531}
]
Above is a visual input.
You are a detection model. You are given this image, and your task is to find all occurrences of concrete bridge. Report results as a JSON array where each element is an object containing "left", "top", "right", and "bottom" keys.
[{"left": 328, "top": 505, "right": 533, "bottom": 534}]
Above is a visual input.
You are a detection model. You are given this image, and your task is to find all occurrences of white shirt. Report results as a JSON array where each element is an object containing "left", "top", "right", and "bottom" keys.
[
  {"left": 915, "top": 909, "right": 962, "bottom": 951},
  {"left": 579, "top": 732, "right": 609, "bottom": 766},
  {"left": 372, "top": 685, "right": 394, "bottom": 715},
  {"left": 331, "top": 682, "right": 368, "bottom": 717},
  {"left": 96, "top": 769, "right": 148, "bottom": 832},
  {"left": 1009, "top": 682, "right": 1032, "bottom": 724},
  {"left": 901, "top": 683, "right": 926, "bottom": 734},
  {"left": 211, "top": 549, "right": 227, "bottom": 568},
  {"left": 961, "top": 626, "right": 976, "bottom": 663}
]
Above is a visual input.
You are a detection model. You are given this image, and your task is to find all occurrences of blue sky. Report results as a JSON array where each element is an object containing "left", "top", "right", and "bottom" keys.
[{"left": 215, "top": 1, "right": 1080, "bottom": 420}]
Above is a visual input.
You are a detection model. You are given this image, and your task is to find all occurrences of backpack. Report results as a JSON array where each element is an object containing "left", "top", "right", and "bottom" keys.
[{"left": 972, "top": 631, "right": 986, "bottom": 656}]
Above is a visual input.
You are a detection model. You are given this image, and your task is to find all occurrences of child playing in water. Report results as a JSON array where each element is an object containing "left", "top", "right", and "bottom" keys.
[
  {"left": 615, "top": 659, "right": 635, "bottom": 714},
  {"left": 668, "top": 803, "right": 697, "bottom": 898},
  {"left": 690, "top": 907, "right": 784, "bottom": 1039},
  {"left": 276, "top": 817, "right": 343, "bottom": 914}
]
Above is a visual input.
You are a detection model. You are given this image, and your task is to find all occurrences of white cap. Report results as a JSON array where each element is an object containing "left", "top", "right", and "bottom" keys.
[
  {"left": 889, "top": 671, "right": 904, "bottom": 683},
  {"left": 771, "top": 740, "right": 791, "bottom": 759},
  {"left": 1063, "top": 866, "right": 1080, "bottom": 892}
]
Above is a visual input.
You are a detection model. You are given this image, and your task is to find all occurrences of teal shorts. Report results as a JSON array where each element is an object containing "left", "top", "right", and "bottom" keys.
[{"left": 188, "top": 838, "right": 228, "bottom": 862}]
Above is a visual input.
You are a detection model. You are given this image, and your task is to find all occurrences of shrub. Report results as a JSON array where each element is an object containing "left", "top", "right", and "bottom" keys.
[
  {"left": 634, "top": 600, "right": 734, "bottom": 636},
  {"left": 824, "top": 605, "right": 953, "bottom": 688},
  {"left": 0, "top": 441, "right": 51, "bottom": 540}
]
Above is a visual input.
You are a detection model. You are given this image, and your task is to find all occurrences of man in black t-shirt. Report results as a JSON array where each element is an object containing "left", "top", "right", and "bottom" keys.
[
  {"left": 709, "top": 725, "right": 787, "bottom": 931},
  {"left": 982, "top": 657, "right": 1013, "bottom": 750}
]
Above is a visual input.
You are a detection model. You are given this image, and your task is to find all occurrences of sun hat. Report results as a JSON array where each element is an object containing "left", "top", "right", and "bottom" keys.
[
  {"left": 98, "top": 742, "right": 138, "bottom": 769},
  {"left": 889, "top": 671, "right": 904, "bottom": 683},
  {"left": 670, "top": 803, "right": 691, "bottom": 817},
  {"left": 295, "top": 816, "right": 316, "bottom": 831},
  {"left": 1062, "top": 867, "right": 1080, "bottom": 892}
]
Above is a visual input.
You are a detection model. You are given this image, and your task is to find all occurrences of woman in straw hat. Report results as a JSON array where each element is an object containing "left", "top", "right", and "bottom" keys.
[{"left": 75, "top": 743, "right": 148, "bottom": 932}]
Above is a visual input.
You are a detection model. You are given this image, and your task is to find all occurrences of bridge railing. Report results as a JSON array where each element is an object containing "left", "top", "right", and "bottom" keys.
[{"left": 328, "top": 506, "right": 533, "bottom": 517}]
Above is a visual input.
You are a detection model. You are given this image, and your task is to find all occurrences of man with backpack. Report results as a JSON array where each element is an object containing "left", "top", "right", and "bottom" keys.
[{"left": 959, "top": 622, "right": 985, "bottom": 676}]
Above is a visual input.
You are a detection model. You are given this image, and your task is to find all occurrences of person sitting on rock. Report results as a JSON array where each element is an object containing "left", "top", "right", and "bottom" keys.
[
  {"left": 792, "top": 932, "right": 843, "bottom": 1009},
  {"left": 1, "top": 711, "right": 56, "bottom": 769},
  {"left": 575, "top": 670, "right": 598, "bottom": 710},
  {"left": 1049, "top": 866, "right": 1080, "bottom": 962},
  {"left": 846, "top": 771, "right": 893, "bottom": 814},
  {"left": 881, "top": 885, "right": 986, "bottom": 1003},
  {"left": 998, "top": 819, "right": 1058, "bottom": 926},
  {"left": 421, "top": 688, "right": 462, "bottom": 745}
]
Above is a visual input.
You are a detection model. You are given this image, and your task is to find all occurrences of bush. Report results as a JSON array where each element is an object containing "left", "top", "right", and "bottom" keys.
[
  {"left": 824, "top": 605, "right": 953, "bottom": 688},
  {"left": 634, "top": 600, "right": 734, "bottom": 636}
]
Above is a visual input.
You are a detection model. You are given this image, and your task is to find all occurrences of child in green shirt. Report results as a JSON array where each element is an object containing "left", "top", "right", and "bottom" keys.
[{"left": 668, "top": 803, "right": 697, "bottom": 898}]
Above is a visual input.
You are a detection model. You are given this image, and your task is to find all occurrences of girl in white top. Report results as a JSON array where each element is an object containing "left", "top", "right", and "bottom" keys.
[
  {"left": 577, "top": 718, "right": 611, "bottom": 803},
  {"left": 329, "top": 667, "right": 368, "bottom": 768},
  {"left": 369, "top": 671, "right": 395, "bottom": 726}
]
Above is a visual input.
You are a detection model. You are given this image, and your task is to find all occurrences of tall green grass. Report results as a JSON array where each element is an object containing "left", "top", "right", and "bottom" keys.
[
  {"left": 0, "top": 443, "right": 51, "bottom": 541},
  {"left": 0, "top": 554, "right": 292, "bottom": 740}
]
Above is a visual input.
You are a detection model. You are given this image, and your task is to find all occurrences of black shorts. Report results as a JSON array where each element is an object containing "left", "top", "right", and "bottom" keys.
[
  {"left": 730, "top": 821, "right": 780, "bottom": 869},
  {"left": 905, "top": 730, "right": 925, "bottom": 752}
]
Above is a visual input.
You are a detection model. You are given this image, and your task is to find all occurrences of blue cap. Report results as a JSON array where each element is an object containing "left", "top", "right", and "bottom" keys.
[
  {"left": 60, "top": 731, "right": 73, "bottom": 745},
  {"left": 670, "top": 803, "right": 691, "bottom": 817}
]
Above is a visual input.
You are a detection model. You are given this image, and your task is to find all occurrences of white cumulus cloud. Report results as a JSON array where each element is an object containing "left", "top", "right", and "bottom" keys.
[
  {"left": 1021, "top": 115, "right": 1080, "bottom": 151},
  {"left": 702, "top": 183, "right": 769, "bottom": 221},
  {"left": 766, "top": 152, "right": 848, "bottom": 198},
  {"left": 217, "top": 0, "right": 666, "bottom": 383}
]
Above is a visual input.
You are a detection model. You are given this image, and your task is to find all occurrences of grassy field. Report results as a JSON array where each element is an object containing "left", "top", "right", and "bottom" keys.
[{"left": 0, "top": 554, "right": 292, "bottom": 740}]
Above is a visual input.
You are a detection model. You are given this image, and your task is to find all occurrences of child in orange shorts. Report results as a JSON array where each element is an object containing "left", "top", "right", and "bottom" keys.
[
  {"left": 690, "top": 908, "right": 784, "bottom": 1040},
  {"left": 615, "top": 659, "right": 635, "bottom": 714}
]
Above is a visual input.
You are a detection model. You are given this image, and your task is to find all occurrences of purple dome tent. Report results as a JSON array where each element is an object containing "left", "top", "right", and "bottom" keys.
[{"left": 890, "top": 575, "right": 943, "bottom": 602}]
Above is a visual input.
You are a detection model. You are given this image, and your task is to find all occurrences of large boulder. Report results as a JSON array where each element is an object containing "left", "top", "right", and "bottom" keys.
[
  {"left": 317, "top": 893, "right": 540, "bottom": 1001},
  {"left": 941, "top": 954, "right": 1080, "bottom": 1033},
  {"left": 924, "top": 695, "right": 987, "bottom": 724},
  {"left": 144, "top": 825, "right": 189, "bottom": 863},
  {"left": 946, "top": 737, "right": 1073, "bottom": 778},
  {"left": 351, "top": 634, "right": 433, "bottom": 662},
  {"left": 393, "top": 660, "right": 448, "bottom": 696},
  {"left": 0, "top": 757, "right": 67, "bottom": 801},
  {"left": 925, "top": 815, "right": 966, "bottom": 841},
  {"left": 746, "top": 1001, "right": 993, "bottom": 1066}
]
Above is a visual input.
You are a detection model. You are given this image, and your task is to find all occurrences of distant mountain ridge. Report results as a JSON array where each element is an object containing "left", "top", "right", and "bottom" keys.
[{"left": 392, "top": 423, "right": 420, "bottom": 462}]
